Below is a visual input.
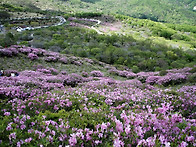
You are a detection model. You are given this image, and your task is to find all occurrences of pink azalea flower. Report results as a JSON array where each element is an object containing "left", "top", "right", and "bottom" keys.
[
  {"left": 115, "top": 119, "right": 123, "bottom": 133},
  {"left": 114, "top": 137, "right": 124, "bottom": 147},
  {"left": 179, "top": 141, "right": 188, "bottom": 147},
  {"left": 20, "top": 124, "right": 26, "bottom": 130},
  {"left": 101, "top": 123, "right": 107, "bottom": 132},
  {"left": 4, "top": 112, "right": 10, "bottom": 116},
  {"left": 165, "top": 142, "right": 170, "bottom": 147},
  {"left": 186, "top": 136, "right": 194, "bottom": 142},
  {"left": 9, "top": 132, "right": 16, "bottom": 140},
  {"left": 125, "top": 125, "right": 130, "bottom": 135},
  {"left": 69, "top": 133, "right": 77, "bottom": 146},
  {"left": 25, "top": 137, "right": 32, "bottom": 143}
]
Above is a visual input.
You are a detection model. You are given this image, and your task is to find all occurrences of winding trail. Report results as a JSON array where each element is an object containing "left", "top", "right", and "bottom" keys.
[
  {"left": 68, "top": 17, "right": 103, "bottom": 34},
  {"left": 3, "top": 16, "right": 103, "bottom": 34},
  {"left": 16, "top": 16, "right": 66, "bottom": 32},
  {"left": 91, "top": 19, "right": 103, "bottom": 34}
]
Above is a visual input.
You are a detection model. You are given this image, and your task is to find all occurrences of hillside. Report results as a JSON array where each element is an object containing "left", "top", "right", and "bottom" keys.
[
  {"left": 0, "top": 45, "right": 196, "bottom": 146},
  {"left": 1, "top": 14, "right": 196, "bottom": 72},
  {"left": 1, "top": 0, "right": 196, "bottom": 24},
  {"left": 64, "top": 0, "right": 196, "bottom": 24},
  {"left": 0, "top": 0, "right": 196, "bottom": 146}
]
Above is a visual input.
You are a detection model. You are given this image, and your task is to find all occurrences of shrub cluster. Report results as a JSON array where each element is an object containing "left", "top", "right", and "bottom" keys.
[{"left": 63, "top": 73, "right": 84, "bottom": 87}]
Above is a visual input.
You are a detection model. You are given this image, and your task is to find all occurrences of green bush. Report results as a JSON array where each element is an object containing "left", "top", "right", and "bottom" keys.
[
  {"left": 81, "top": 0, "right": 101, "bottom": 3},
  {"left": 159, "top": 70, "right": 168, "bottom": 76},
  {"left": 189, "top": 67, "right": 196, "bottom": 73},
  {"left": 0, "top": 11, "right": 11, "bottom": 19},
  {"left": 187, "top": 73, "right": 196, "bottom": 83},
  {"left": 132, "top": 65, "right": 140, "bottom": 73}
]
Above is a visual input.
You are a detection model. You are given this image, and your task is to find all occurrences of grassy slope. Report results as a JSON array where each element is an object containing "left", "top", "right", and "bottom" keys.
[
  {"left": 96, "top": 15, "right": 196, "bottom": 50},
  {"left": 0, "top": 50, "right": 127, "bottom": 81}
]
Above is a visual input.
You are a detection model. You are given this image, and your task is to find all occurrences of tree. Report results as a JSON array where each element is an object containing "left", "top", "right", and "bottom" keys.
[{"left": 0, "top": 32, "right": 16, "bottom": 47}]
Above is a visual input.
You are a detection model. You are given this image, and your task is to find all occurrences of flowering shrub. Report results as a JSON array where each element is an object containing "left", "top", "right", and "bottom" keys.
[
  {"left": 157, "top": 73, "right": 187, "bottom": 86},
  {"left": 44, "top": 56, "right": 58, "bottom": 62},
  {"left": 8, "top": 47, "right": 19, "bottom": 55},
  {"left": 28, "top": 53, "right": 38, "bottom": 60},
  {"left": 0, "top": 49, "right": 13, "bottom": 57},
  {"left": 59, "top": 57, "right": 68, "bottom": 64},
  {"left": 48, "top": 68, "right": 59, "bottom": 75},
  {"left": 10, "top": 45, "right": 21, "bottom": 48},
  {"left": 82, "top": 71, "right": 88, "bottom": 77},
  {"left": 146, "top": 76, "right": 161, "bottom": 85},
  {"left": 63, "top": 73, "right": 84, "bottom": 87},
  {"left": 108, "top": 68, "right": 119, "bottom": 75},
  {"left": 72, "top": 61, "right": 82, "bottom": 66},
  {"left": 31, "top": 48, "right": 45, "bottom": 55},
  {"left": 19, "top": 47, "right": 32, "bottom": 54},
  {"left": 118, "top": 70, "right": 135, "bottom": 78},
  {"left": 90, "top": 70, "right": 104, "bottom": 77},
  {"left": 137, "top": 72, "right": 159, "bottom": 83},
  {"left": 37, "top": 68, "right": 51, "bottom": 74},
  {"left": 109, "top": 69, "right": 136, "bottom": 79},
  {"left": 60, "top": 71, "right": 67, "bottom": 75},
  {"left": 84, "top": 58, "right": 94, "bottom": 64},
  {"left": 43, "top": 51, "right": 60, "bottom": 57}
]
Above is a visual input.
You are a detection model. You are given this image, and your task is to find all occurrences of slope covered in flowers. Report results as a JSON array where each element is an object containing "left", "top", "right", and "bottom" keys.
[{"left": 0, "top": 46, "right": 196, "bottom": 146}]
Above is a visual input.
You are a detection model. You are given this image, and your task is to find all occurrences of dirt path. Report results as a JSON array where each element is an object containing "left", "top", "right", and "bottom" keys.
[{"left": 16, "top": 16, "right": 66, "bottom": 32}]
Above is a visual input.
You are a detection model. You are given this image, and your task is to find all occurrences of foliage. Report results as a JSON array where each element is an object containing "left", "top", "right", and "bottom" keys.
[
  {"left": 15, "top": 25, "right": 195, "bottom": 72},
  {"left": 0, "top": 32, "right": 17, "bottom": 47},
  {"left": 64, "top": 0, "right": 196, "bottom": 24},
  {"left": 74, "top": 12, "right": 102, "bottom": 18},
  {"left": 0, "top": 11, "right": 11, "bottom": 19}
]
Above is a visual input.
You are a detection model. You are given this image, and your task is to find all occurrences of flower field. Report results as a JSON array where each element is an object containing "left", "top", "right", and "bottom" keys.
[{"left": 0, "top": 46, "right": 196, "bottom": 146}]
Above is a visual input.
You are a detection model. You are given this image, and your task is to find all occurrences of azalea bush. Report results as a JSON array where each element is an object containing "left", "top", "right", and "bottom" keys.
[
  {"left": 28, "top": 53, "right": 38, "bottom": 60},
  {"left": 90, "top": 70, "right": 104, "bottom": 77},
  {"left": 63, "top": 73, "right": 84, "bottom": 87}
]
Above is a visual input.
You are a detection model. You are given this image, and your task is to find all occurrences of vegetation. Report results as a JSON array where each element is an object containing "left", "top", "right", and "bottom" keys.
[
  {"left": 0, "top": 0, "right": 196, "bottom": 146},
  {"left": 9, "top": 23, "right": 194, "bottom": 72},
  {"left": 1, "top": 13, "right": 196, "bottom": 72},
  {"left": 0, "top": 11, "right": 11, "bottom": 19},
  {"left": 0, "top": 46, "right": 195, "bottom": 146}
]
